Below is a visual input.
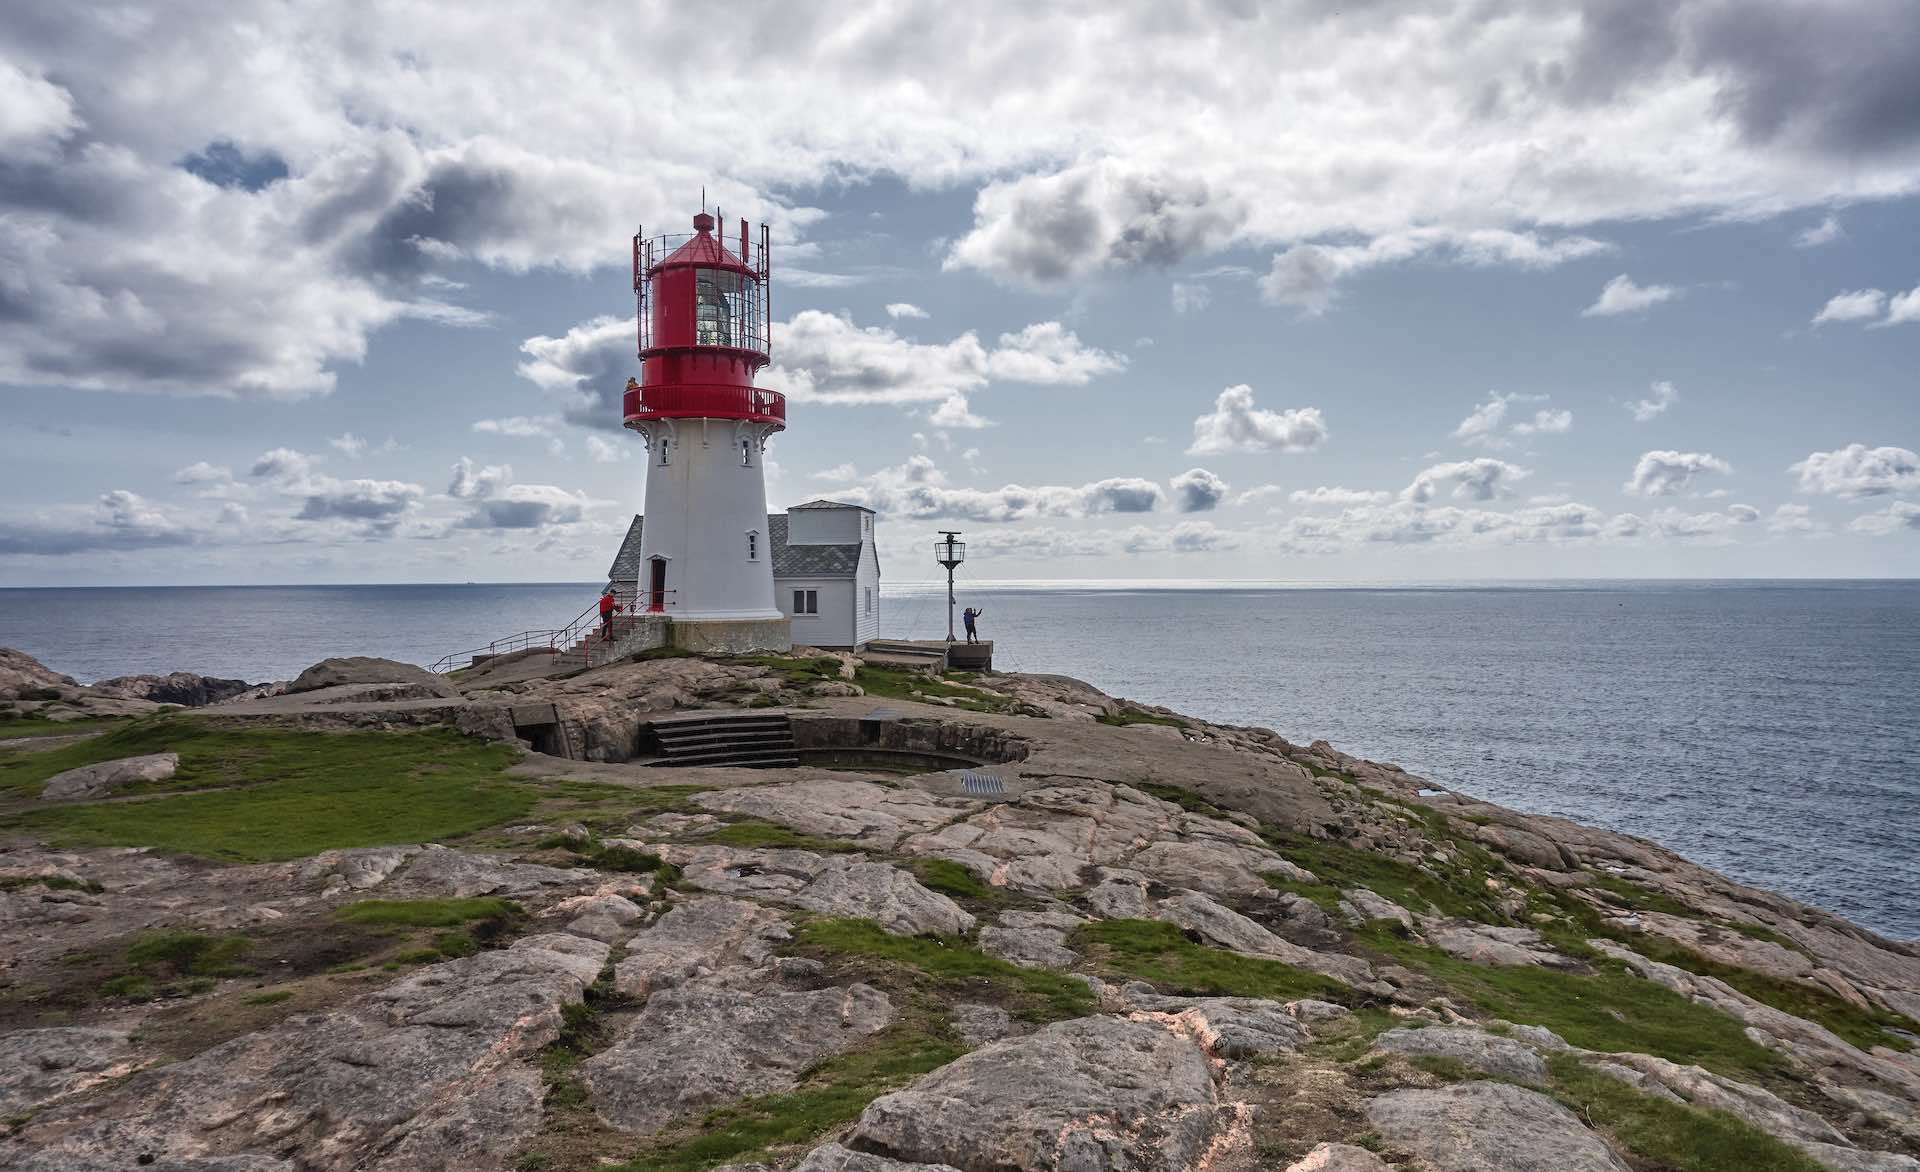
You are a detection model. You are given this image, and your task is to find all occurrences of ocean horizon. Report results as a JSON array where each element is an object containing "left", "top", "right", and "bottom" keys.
[{"left": 3, "top": 577, "right": 1915, "bottom": 942}]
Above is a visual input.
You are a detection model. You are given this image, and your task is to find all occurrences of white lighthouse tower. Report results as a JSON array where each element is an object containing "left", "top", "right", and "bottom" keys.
[{"left": 621, "top": 209, "right": 792, "bottom": 652}]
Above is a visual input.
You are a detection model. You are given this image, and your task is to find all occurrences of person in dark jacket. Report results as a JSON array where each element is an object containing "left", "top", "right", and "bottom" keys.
[{"left": 961, "top": 606, "right": 983, "bottom": 644}]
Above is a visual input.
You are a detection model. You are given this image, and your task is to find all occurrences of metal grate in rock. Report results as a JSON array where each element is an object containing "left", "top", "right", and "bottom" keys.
[{"left": 961, "top": 771, "right": 1005, "bottom": 796}]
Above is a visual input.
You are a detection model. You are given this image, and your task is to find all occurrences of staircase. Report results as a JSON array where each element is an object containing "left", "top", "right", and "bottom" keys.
[
  {"left": 860, "top": 639, "right": 951, "bottom": 671},
  {"left": 643, "top": 711, "right": 798, "bottom": 769},
  {"left": 552, "top": 615, "right": 655, "bottom": 671}
]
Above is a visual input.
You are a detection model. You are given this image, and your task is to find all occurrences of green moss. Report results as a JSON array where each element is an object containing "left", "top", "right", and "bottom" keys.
[
  {"left": 1074, "top": 919, "right": 1353, "bottom": 1003},
  {"left": 1260, "top": 826, "right": 1507, "bottom": 923},
  {"left": 579, "top": 843, "right": 670, "bottom": 872},
  {"left": 1353, "top": 925, "right": 1787, "bottom": 1082},
  {"left": 1261, "top": 873, "right": 1343, "bottom": 912},
  {"left": 333, "top": 897, "right": 520, "bottom": 928},
  {"left": 434, "top": 930, "right": 479, "bottom": 958},
  {"left": 793, "top": 918, "right": 1094, "bottom": 1022},
  {"left": 393, "top": 947, "right": 443, "bottom": 965},
  {"left": 609, "top": 1027, "right": 965, "bottom": 1172},
  {"left": 1583, "top": 872, "right": 1698, "bottom": 917},
  {"left": 732, "top": 654, "right": 845, "bottom": 687},
  {"left": 1097, "top": 710, "right": 1189, "bottom": 729},
  {"left": 852, "top": 666, "right": 1012, "bottom": 713},
  {"left": 1548, "top": 1054, "right": 1828, "bottom": 1171},
  {"left": 0, "top": 874, "right": 104, "bottom": 894},
  {"left": 6, "top": 723, "right": 534, "bottom": 860},
  {"left": 706, "top": 820, "right": 860, "bottom": 853},
  {"left": 911, "top": 858, "right": 997, "bottom": 902},
  {"left": 1134, "top": 781, "right": 1227, "bottom": 819},
  {"left": 243, "top": 989, "right": 295, "bottom": 1006},
  {"left": 0, "top": 716, "right": 129, "bottom": 741},
  {"left": 124, "top": 930, "right": 251, "bottom": 977}
]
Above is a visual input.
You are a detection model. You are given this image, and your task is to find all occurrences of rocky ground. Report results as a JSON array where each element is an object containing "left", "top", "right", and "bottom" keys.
[{"left": 0, "top": 646, "right": 1916, "bottom": 1171}]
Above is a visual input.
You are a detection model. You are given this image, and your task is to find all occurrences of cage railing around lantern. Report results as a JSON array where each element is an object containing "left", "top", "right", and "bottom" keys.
[
  {"left": 623, "top": 383, "right": 786, "bottom": 426},
  {"left": 634, "top": 223, "right": 773, "bottom": 360},
  {"left": 935, "top": 540, "right": 966, "bottom": 565}
]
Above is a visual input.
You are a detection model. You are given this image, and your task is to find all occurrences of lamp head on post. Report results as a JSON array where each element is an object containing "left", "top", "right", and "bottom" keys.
[{"left": 935, "top": 531, "right": 966, "bottom": 643}]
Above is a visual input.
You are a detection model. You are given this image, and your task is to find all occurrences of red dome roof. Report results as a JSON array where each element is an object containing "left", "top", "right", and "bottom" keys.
[{"left": 658, "top": 214, "right": 748, "bottom": 271}]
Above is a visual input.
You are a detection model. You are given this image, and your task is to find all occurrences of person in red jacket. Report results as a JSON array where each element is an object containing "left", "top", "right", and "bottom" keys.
[{"left": 598, "top": 588, "right": 621, "bottom": 641}]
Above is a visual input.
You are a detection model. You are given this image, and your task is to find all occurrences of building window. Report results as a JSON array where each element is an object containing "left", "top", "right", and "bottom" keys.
[
  {"left": 740, "top": 438, "right": 752, "bottom": 466},
  {"left": 864, "top": 586, "right": 873, "bottom": 615},
  {"left": 657, "top": 437, "right": 670, "bottom": 466},
  {"left": 746, "top": 531, "right": 758, "bottom": 561},
  {"left": 793, "top": 589, "right": 818, "bottom": 615}
]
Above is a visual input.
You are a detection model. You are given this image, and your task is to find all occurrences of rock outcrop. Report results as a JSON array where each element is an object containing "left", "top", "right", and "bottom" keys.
[{"left": 40, "top": 752, "right": 179, "bottom": 800}]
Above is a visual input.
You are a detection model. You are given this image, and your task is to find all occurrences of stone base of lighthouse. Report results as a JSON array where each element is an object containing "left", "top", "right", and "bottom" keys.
[{"left": 667, "top": 616, "right": 792, "bottom": 655}]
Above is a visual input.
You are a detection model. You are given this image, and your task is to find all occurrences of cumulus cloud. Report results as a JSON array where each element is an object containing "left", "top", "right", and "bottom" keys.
[
  {"left": 1811, "top": 289, "right": 1887, "bottom": 325},
  {"left": 1848, "top": 501, "right": 1920, "bottom": 535},
  {"left": 1624, "top": 450, "right": 1733, "bottom": 496},
  {"left": 1627, "top": 381, "right": 1680, "bottom": 422},
  {"left": 830, "top": 455, "right": 1165, "bottom": 522},
  {"left": 448, "top": 457, "right": 513, "bottom": 501},
  {"left": 329, "top": 433, "right": 368, "bottom": 457},
  {"left": 884, "top": 303, "right": 928, "bottom": 320},
  {"left": 1767, "top": 504, "right": 1823, "bottom": 535},
  {"left": 1169, "top": 468, "right": 1229, "bottom": 513},
  {"left": 1790, "top": 444, "right": 1920, "bottom": 498},
  {"left": 456, "top": 484, "right": 589, "bottom": 529},
  {"left": 175, "top": 462, "right": 233, "bottom": 486},
  {"left": 1260, "top": 229, "right": 1609, "bottom": 315},
  {"left": 584, "top": 435, "right": 627, "bottom": 463},
  {"left": 1403, "top": 458, "right": 1530, "bottom": 503},
  {"left": 1187, "top": 386, "right": 1326, "bottom": 455},
  {"left": 1795, "top": 216, "right": 1844, "bottom": 247},
  {"left": 6, "top": 1, "right": 1920, "bottom": 403},
  {"left": 516, "top": 315, "right": 634, "bottom": 432},
  {"left": 1887, "top": 286, "right": 1920, "bottom": 327},
  {"left": 1171, "top": 282, "right": 1212, "bottom": 315},
  {"left": 0, "top": 491, "right": 201, "bottom": 556},
  {"left": 1290, "top": 486, "right": 1392, "bottom": 507},
  {"left": 1452, "top": 393, "right": 1572, "bottom": 448},
  {"left": 1583, "top": 274, "right": 1680, "bottom": 317}
]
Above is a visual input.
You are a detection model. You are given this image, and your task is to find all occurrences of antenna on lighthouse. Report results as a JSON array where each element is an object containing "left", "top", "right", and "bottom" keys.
[{"left": 935, "top": 531, "right": 966, "bottom": 643}]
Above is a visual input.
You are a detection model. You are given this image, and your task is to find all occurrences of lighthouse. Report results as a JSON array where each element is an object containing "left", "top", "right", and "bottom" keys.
[{"left": 621, "top": 209, "right": 792, "bottom": 652}]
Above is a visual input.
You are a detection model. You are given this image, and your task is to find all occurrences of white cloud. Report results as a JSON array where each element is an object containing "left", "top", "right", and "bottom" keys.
[
  {"left": 1404, "top": 458, "right": 1530, "bottom": 503},
  {"left": 1261, "top": 229, "right": 1609, "bottom": 315},
  {"left": 1790, "top": 444, "right": 1920, "bottom": 498},
  {"left": 175, "top": 462, "right": 233, "bottom": 486},
  {"left": 1169, "top": 468, "right": 1229, "bottom": 513},
  {"left": 1767, "top": 504, "right": 1824, "bottom": 535},
  {"left": 1794, "top": 215, "right": 1844, "bottom": 247},
  {"left": 1848, "top": 501, "right": 1920, "bottom": 536},
  {"left": 1627, "top": 381, "right": 1680, "bottom": 422},
  {"left": 1187, "top": 386, "right": 1327, "bottom": 455},
  {"left": 885, "top": 302, "right": 929, "bottom": 320},
  {"left": 1583, "top": 274, "right": 1680, "bottom": 317},
  {"left": 1289, "top": 486, "right": 1392, "bottom": 507},
  {"left": 1171, "top": 281, "right": 1212, "bottom": 315},
  {"left": 811, "top": 463, "right": 858, "bottom": 482},
  {"left": 831, "top": 455, "right": 1165, "bottom": 522},
  {"left": 473, "top": 415, "right": 562, "bottom": 438},
  {"left": 1624, "top": 450, "right": 1733, "bottom": 496},
  {"left": 1811, "top": 289, "right": 1887, "bottom": 325},
  {"left": 981, "top": 322, "right": 1127, "bottom": 385},
  {"left": 584, "top": 434, "right": 627, "bottom": 463},
  {"left": 1451, "top": 393, "right": 1572, "bottom": 449},
  {"left": 929, "top": 394, "right": 993, "bottom": 429},
  {"left": 329, "top": 433, "right": 368, "bottom": 457},
  {"left": 1232, "top": 484, "right": 1286, "bottom": 507},
  {"left": 448, "top": 457, "right": 513, "bottom": 501},
  {"left": 456, "top": 484, "right": 589, "bottom": 529},
  {"left": 1885, "top": 286, "right": 1920, "bottom": 327}
]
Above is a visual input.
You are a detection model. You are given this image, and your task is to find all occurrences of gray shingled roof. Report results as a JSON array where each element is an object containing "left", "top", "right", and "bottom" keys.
[
  {"left": 791, "top": 498, "right": 874, "bottom": 513},
  {"left": 768, "top": 513, "right": 862, "bottom": 577},
  {"left": 603, "top": 511, "right": 862, "bottom": 586}
]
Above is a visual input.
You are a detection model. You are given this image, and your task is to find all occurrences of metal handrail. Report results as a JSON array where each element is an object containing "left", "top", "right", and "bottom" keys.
[{"left": 429, "top": 625, "right": 562, "bottom": 673}]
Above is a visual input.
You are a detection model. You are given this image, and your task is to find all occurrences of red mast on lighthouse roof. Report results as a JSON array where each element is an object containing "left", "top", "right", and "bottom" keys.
[{"left": 624, "top": 213, "right": 781, "bottom": 432}]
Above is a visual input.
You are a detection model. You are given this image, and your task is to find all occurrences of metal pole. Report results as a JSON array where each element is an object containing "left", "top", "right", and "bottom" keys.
[{"left": 947, "top": 561, "right": 956, "bottom": 643}]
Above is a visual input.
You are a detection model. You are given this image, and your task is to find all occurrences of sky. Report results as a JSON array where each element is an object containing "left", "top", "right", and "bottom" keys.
[{"left": 2, "top": 0, "right": 1918, "bottom": 586}]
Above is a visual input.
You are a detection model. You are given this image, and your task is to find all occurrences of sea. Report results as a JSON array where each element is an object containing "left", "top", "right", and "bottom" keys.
[{"left": 2, "top": 579, "right": 1916, "bottom": 941}]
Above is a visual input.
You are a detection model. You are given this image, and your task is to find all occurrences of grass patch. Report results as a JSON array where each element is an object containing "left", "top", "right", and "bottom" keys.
[
  {"left": 101, "top": 930, "right": 251, "bottom": 1001},
  {"left": 610, "top": 1026, "right": 964, "bottom": 1172},
  {"left": 0, "top": 874, "right": 103, "bottom": 894},
  {"left": 1097, "top": 710, "right": 1189, "bottom": 730},
  {"left": 1134, "top": 780, "right": 1227, "bottom": 819},
  {"left": 1075, "top": 919, "right": 1353, "bottom": 1003},
  {"left": 852, "top": 666, "right": 1012, "bottom": 713},
  {"left": 793, "top": 918, "right": 1094, "bottom": 1022},
  {"left": 243, "top": 989, "right": 294, "bottom": 1006},
  {"left": 910, "top": 859, "right": 997, "bottom": 902},
  {"left": 1261, "top": 873, "right": 1343, "bottom": 912},
  {"left": 732, "top": 655, "right": 845, "bottom": 687},
  {"left": 1548, "top": 1054, "right": 1828, "bottom": 1171},
  {"left": 1352, "top": 924, "right": 1788, "bottom": 1083},
  {"left": 1583, "top": 872, "right": 1698, "bottom": 917},
  {"left": 6, "top": 722, "right": 534, "bottom": 861},
  {"left": 706, "top": 820, "right": 861, "bottom": 853},
  {"left": 0, "top": 716, "right": 128, "bottom": 741},
  {"left": 1260, "top": 825, "right": 1507, "bottom": 923},
  {"left": 334, "top": 896, "right": 519, "bottom": 928}
]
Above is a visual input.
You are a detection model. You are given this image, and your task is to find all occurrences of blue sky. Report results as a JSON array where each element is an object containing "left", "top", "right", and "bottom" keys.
[{"left": 2, "top": 1, "right": 1917, "bottom": 585}]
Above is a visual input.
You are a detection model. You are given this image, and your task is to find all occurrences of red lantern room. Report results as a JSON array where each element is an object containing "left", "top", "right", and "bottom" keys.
[{"left": 622, "top": 211, "right": 785, "bottom": 431}]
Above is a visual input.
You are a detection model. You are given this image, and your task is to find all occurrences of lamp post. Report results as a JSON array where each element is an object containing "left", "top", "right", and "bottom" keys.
[{"left": 935, "top": 531, "right": 965, "bottom": 643}]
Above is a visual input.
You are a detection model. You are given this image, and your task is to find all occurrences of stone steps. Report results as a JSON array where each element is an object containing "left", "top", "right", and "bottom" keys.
[{"left": 645, "top": 711, "right": 797, "bottom": 769}]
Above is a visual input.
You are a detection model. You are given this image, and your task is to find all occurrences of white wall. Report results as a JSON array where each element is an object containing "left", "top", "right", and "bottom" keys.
[
  {"left": 787, "top": 506, "right": 864, "bottom": 545},
  {"left": 635, "top": 420, "right": 781, "bottom": 620},
  {"left": 778, "top": 576, "right": 856, "bottom": 648},
  {"left": 854, "top": 538, "right": 880, "bottom": 647}
]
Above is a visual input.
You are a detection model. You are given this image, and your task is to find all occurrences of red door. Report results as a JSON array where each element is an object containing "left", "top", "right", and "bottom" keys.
[{"left": 647, "top": 558, "right": 667, "bottom": 612}]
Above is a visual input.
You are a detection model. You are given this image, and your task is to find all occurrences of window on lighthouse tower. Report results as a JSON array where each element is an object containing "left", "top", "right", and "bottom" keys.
[{"left": 695, "top": 270, "right": 737, "bottom": 346}]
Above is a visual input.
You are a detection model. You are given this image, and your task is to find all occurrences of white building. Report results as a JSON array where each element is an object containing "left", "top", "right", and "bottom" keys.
[{"left": 608, "top": 500, "right": 879, "bottom": 649}]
